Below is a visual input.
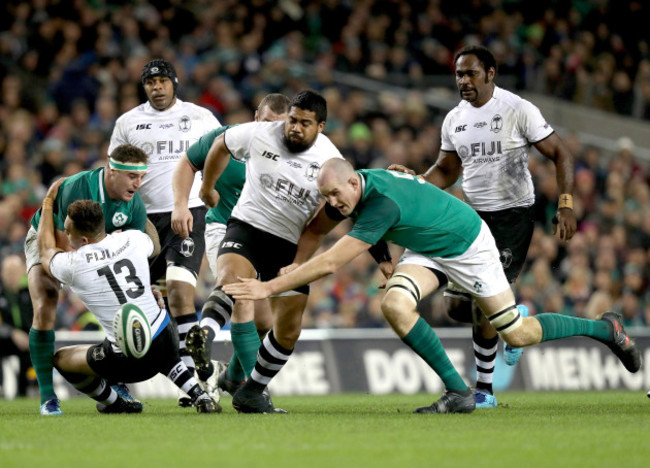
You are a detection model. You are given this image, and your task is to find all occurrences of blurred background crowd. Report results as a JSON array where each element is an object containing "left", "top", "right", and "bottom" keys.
[{"left": 0, "top": 0, "right": 649, "bottom": 344}]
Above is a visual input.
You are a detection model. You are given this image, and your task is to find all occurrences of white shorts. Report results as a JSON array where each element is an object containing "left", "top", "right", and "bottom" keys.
[
  {"left": 204, "top": 222, "right": 227, "bottom": 279},
  {"left": 397, "top": 220, "right": 510, "bottom": 298},
  {"left": 24, "top": 226, "right": 41, "bottom": 274}
]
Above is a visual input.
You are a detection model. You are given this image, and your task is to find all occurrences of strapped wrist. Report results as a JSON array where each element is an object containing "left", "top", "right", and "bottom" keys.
[{"left": 558, "top": 193, "right": 573, "bottom": 210}]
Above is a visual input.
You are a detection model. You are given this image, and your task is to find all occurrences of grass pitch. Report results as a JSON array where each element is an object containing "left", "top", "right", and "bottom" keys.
[{"left": 1, "top": 392, "right": 648, "bottom": 468}]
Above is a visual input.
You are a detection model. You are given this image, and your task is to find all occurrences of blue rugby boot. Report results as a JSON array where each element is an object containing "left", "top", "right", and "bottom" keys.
[
  {"left": 474, "top": 389, "right": 498, "bottom": 408},
  {"left": 504, "top": 305, "right": 529, "bottom": 366},
  {"left": 40, "top": 397, "right": 63, "bottom": 416}
]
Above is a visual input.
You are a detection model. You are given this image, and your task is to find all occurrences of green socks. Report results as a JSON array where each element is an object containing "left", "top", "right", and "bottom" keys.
[
  {"left": 402, "top": 318, "right": 468, "bottom": 392},
  {"left": 29, "top": 328, "right": 57, "bottom": 404},
  {"left": 536, "top": 313, "right": 611, "bottom": 342},
  {"left": 228, "top": 321, "right": 261, "bottom": 381}
]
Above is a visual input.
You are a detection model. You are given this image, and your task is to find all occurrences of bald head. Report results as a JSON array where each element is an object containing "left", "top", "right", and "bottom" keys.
[
  {"left": 318, "top": 159, "right": 360, "bottom": 216},
  {"left": 318, "top": 158, "right": 356, "bottom": 186}
]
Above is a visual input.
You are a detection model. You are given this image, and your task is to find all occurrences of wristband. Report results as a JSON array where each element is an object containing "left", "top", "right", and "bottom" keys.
[
  {"left": 42, "top": 198, "right": 54, "bottom": 210},
  {"left": 558, "top": 194, "right": 573, "bottom": 210},
  {"left": 368, "top": 240, "right": 392, "bottom": 265}
]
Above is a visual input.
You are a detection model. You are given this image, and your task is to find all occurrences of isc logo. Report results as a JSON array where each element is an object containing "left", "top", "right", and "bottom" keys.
[
  {"left": 455, "top": 125, "right": 467, "bottom": 133},
  {"left": 136, "top": 123, "right": 152, "bottom": 130},
  {"left": 262, "top": 150, "right": 280, "bottom": 161},
  {"left": 221, "top": 241, "right": 242, "bottom": 249}
]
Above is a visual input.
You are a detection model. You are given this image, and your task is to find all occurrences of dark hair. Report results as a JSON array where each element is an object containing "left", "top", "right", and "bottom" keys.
[
  {"left": 454, "top": 45, "right": 497, "bottom": 75},
  {"left": 141, "top": 59, "right": 179, "bottom": 92},
  {"left": 109, "top": 144, "right": 148, "bottom": 165},
  {"left": 67, "top": 200, "right": 105, "bottom": 238},
  {"left": 258, "top": 93, "right": 290, "bottom": 115},
  {"left": 290, "top": 90, "right": 327, "bottom": 123}
]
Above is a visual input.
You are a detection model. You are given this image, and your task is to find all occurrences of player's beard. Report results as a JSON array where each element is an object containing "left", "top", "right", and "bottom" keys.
[{"left": 283, "top": 133, "right": 312, "bottom": 153}]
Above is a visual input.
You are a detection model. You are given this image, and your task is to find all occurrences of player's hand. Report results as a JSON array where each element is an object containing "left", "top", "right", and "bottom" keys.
[
  {"left": 45, "top": 177, "right": 66, "bottom": 201},
  {"left": 552, "top": 208, "right": 577, "bottom": 242},
  {"left": 377, "top": 261, "right": 394, "bottom": 289},
  {"left": 222, "top": 277, "right": 271, "bottom": 301},
  {"left": 171, "top": 206, "right": 193, "bottom": 238},
  {"left": 151, "top": 286, "right": 165, "bottom": 309},
  {"left": 387, "top": 164, "right": 416, "bottom": 176},
  {"left": 199, "top": 186, "right": 220, "bottom": 208},
  {"left": 279, "top": 263, "right": 299, "bottom": 276}
]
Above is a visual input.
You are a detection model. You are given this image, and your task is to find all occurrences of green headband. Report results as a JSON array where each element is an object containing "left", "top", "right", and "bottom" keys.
[{"left": 109, "top": 157, "right": 147, "bottom": 172}]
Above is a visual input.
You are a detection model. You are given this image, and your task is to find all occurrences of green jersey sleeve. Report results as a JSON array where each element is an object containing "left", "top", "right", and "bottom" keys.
[
  {"left": 348, "top": 196, "right": 401, "bottom": 246},
  {"left": 186, "top": 126, "right": 232, "bottom": 170}
]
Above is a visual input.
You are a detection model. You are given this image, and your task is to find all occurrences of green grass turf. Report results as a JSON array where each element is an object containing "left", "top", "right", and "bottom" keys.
[{"left": 1, "top": 392, "right": 648, "bottom": 468}]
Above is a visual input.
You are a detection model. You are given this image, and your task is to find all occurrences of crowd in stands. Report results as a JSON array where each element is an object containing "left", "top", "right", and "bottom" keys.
[{"left": 0, "top": 0, "right": 648, "bottom": 334}]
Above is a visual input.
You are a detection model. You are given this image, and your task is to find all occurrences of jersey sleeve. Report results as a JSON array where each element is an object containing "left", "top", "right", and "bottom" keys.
[
  {"left": 123, "top": 195, "right": 147, "bottom": 232},
  {"left": 107, "top": 115, "right": 130, "bottom": 156},
  {"left": 347, "top": 196, "right": 401, "bottom": 246},
  {"left": 518, "top": 99, "right": 554, "bottom": 143},
  {"left": 48, "top": 251, "right": 74, "bottom": 285},
  {"left": 186, "top": 126, "right": 232, "bottom": 170},
  {"left": 223, "top": 122, "right": 257, "bottom": 161},
  {"left": 132, "top": 230, "right": 154, "bottom": 257},
  {"left": 440, "top": 112, "right": 455, "bottom": 152}
]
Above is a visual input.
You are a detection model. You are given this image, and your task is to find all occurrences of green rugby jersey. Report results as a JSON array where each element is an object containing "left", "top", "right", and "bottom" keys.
[
  {"left": 186, "top": 125, "right": 245, "bottom": 225},
  {"left": 348, "top": 169, "right": 482, "bottom": 258},
  {"left": 31, "top": 167, "right": 147, "bottom": 233}
]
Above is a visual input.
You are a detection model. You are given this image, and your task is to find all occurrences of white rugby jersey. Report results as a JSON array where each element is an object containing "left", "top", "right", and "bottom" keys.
[
  {"left": 225, "top": 121, "right": 344, "bottom": 243},
  {"left": 109, "top": 99, "right": 220, "bottom": 213},
  {"left": 440, "top": 86, "right": 553, "bottom": 211},
  {"left": 49, "top": 230, "right": 167, "bottom": 346}
]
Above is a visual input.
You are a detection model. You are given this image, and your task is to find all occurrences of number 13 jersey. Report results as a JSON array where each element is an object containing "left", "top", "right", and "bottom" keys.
[{"left": 48, "top": 230, "right": 165, "bottom": 343}]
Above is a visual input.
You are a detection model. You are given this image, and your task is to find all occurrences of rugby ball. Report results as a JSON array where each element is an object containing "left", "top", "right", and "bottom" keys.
[{"left": 113, "top": 303, "right": 152, "bottom": 359}]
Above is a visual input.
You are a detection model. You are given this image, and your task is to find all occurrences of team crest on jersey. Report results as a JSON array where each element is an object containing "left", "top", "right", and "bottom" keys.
[
  {"left": 141, "top": 142, "right": 154, "bottom": 155},
  {"left": 179, "top": 238, "right": 195, "bottom": 257},
  {"left": 490, "top": 114, "right": 503, "bottom": 133},
  {"left": 457, "top": 145, "right": 470, "bottom": 158},
  {"left": 305, "top": 162, "right": 320, "bottom": 181},
  {"left": 260, "top": 174, "right": 273, "bottom": 189},
  {"left": 178, "top": 115, "right": 191, "bottom": 133},
  {"left": 112, "top": 212, "right": 128, "bottom": 227}
]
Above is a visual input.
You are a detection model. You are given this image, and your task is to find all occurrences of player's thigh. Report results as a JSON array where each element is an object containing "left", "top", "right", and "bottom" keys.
[
  {"left": 385, "top": 252, "right": 446, "bottom": 309},
  {"left": 478, "top": 207, "right": 534, "bottom": 283},
  {"left": 216, "top": 253, "right": 256, "bottom": 285},
  {"left": 204, "top": 222, "right": 227, "bottom": 279},
  {"left": 53, "top": 345, "right": 96, "bottom": 375}
]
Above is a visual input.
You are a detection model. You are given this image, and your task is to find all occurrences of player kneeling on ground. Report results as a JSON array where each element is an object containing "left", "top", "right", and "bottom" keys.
[{"left": 37, "top": 179, "right": 219, "bottom": 414}]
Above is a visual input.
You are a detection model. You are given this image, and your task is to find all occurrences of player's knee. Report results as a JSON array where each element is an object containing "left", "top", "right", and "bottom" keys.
[
  {"left": 487, "top": 304, "right": 524, "bottom": 344},
  {"left": 382, "top": 273, "right": 421, "bottom": 318},
  {"left": 52, "top": 349, "right": 64, "bottom": 371}
]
